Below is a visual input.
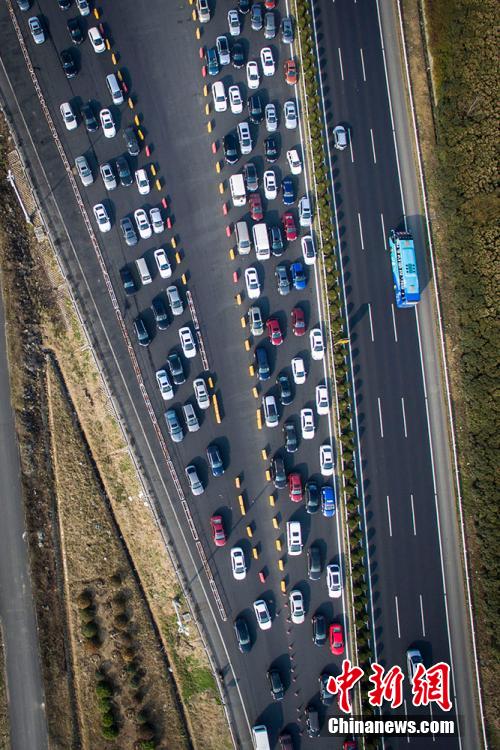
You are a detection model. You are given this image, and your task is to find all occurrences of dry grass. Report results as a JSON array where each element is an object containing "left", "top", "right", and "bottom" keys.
[{"left": 0, "top": 629, "right": 10, "bottom": 750}]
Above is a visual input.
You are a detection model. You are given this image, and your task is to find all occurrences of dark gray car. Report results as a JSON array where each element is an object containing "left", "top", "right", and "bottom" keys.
[
  {"left": 264, "top": 11, "right": 276, "bottom": 39},
  {"left": 120, "top": 217, "right": 138, "bottom": 246},
  {"left": 275, "top": 264, "right": 291, "bottom": 295},
  {"left": 123, "top": 126, "right": 140, "bottom": 156},
  {"left": 167, "top": 352, "right": 185, "bottom": 385},
  {"left": 165, "top": 408, "right": 183, "bottom": 443},
  {"left": 307, "top": 545, "right": 322, "bottom": 581},
  {"left": 115, "top": 155, "right": 133, "bottom": 186},
  {"left": 251, "top": 3, "right": 263, "bottom": 30}
]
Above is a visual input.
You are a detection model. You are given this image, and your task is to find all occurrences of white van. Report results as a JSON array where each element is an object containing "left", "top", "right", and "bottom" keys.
[
  {"left": 251, "top": 725, "right": 271, "bottom": 750},
  {"left": 106, "top": 73, "right": 124, "bottom": 105},
  {"left": 229, "top": 174, "right": 246, "bottom": 207},
  {"left": 252, "top": 223, "right": 270, "bottom": 260},
  {"left": 135, "top": 257, "right": 152, "bottom": 284},
  {"left": 287, "top": 521, "right": 303, "bottom": 556},
  {"left": 235, "top": 220, "right": 251, "bottom": 254}
]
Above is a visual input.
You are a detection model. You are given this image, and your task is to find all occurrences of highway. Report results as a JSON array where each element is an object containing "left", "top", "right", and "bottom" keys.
[{"left": 0, "top": 0, "right": 482, "bottom": 749}]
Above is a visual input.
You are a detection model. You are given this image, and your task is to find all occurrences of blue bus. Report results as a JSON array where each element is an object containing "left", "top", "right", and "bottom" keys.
[{"left": 388, "top": 230, "right": 420, "bottom": 308}]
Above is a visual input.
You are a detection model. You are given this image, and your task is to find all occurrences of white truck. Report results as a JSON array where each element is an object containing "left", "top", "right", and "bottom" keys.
[
  {"left": 229, "top": 174, "right": 246, "bottom": 207},
  {"left": 252, "top": 222, "right": 270, "bottom": 260}
]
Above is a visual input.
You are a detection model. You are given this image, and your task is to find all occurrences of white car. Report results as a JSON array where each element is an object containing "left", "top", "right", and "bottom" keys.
[
  {"left": 301, "top": 408, "right": 315, "bottom": 440},
  {"left": 299, "top": 195, "right": 312, "bottom": 227},
  {"left": 310, "top": 328, "right": 325, "bottom": 360},
  {"left": 29, "top": 16, "right": 45, "bottom": 45},
  {"left": 265, "top": 103, "right": 278, "bottom": 132},
  {"left": 60, "top": 102, "right": 77, "bottom": 131},
  {"left": 245, "top": 267, "right": 261, "bottom": 299},
  {"left": 253, "top": 599, "right": 272, "bottom": 630},
  {"left": 287, "top": 148, "right": 302, "bottom": 175},
  {"left": 154, "top": 248, "right": 171, "bottom": 278},
  {"left": 284, "top": 100, "right": 298, "bottom": 129},
  {"left": 179, "top": 326, "right": 196, "bottom": 359},
  {"left": 76, "top": 0, "right": 90, "bottom": 15},
  {"left": 156, "top": 369, "right": 174, "bottom": 401},
  {"left": 99, "top": 108, "right": 116, "bottom": 138},
  {"left": 260, "top": 47, "right": 275, "bottom": 76},
  {"left": 75, "top": 155, "right": 93, "bottom": 187},
  {"left": 320, "top": 444, "right": 334, "bottom": 476},
  {"left": 263, "top": 170, "right": 277, "bottom": 200},
  {"left": 212, "top": 81, "right": 227, "bottom": 112},
  {"left": 150, "top": 207, "right": 164, "bottom": 234},
  {"left": 246, "top": 61, "right": 260, "bottom": 90},
  {"left": 100, "top": 162, "right": 117, "bottom": 190},
  {"left": 230, "top": 547, "right": 246, "bottom": 581},
  {"left": 193, "top": 378, "right": 210, "bottom": 410},
  {"left": 93, "top": 203, "right": 111, "bottom": 233},
  {"left": 88, "top": 27, "right": 105, "bottom": 53},
  {"left": 228, "top": 8, "right": 241, "bottom": 35},
  {"left": 228, "top": 85, "right": 243, "bottom": 114},
  {"left": 301, "top": 235, "right": 316, "bottom": 265},
  {"left": 289, "top": 590, "right": 305, "bottom": 624},
  {"left": 135, "top": 168, "right": 150, "bottom": 196},
  {"left": 407, "top": 649, "right": 424, "bottom": 684},
  {"left": 134, "top": 209, "right": 152, "bottom": 239},
  {"left": 291, "top": 356, "right": 306, "bottom": 385},
  {"left": 316, "top": 385, "right": 329, "bottom": 415},
  {"left": 333, "top": 124, "right": 348, "bottom": 150},
  {"left": 327, "top": 564, "right": 342, "bottom": 598}
]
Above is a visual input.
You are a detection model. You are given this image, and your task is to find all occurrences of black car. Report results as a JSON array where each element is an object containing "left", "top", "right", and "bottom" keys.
[
  {"left": 307, "top": 545, "right": 322, "bottom": 581},
  {"left": 133, "top": 316, "right": 150, "bottom": 347},
  {"left": 305, "top": 481, "right": 320, "bottom": 514},
  {"left": 167, "top": 352, "right": 185, "bottom": 385},
  {"left": 120, "top": 266, "right": 136, "bottom": 295},
  {"left": 238, "top": 0, "right": 250, "bottom": 13},
  {"left": 319, "top": 674, "right": 334, "bottom": 706},
  {"left": 123, "top": 126, "right": 140, "bottom": 156},
  {"left": 312, "top": 613, "right": 327, "bottom": 646},
  {"left": 281, "top": 16, "right": 294, "bottom": 44},
  {"left": 243, "top": 162, "right": 258, "bottom": 192},
  {"left": 264, "top": 136, "right": 279, "bottom": 163},
  {"left": 81, "top": 102, "right": 98, "bottom": 132},
  {"left": 223, "top": 133, "right": 239, "bottom": 165},
  {"left": 57, "top": 0, "right": 71, "bottom": 9},
  {"left": 115, "top": 155, "right": 133, "bottom": 186},
  {"left": 248, "top": 95, "right": 263, "bottom": 124},
  {"left": 267, "top": 669, "right": 285, "bottom": 701},
  {"left": 277, "top": 372, "right": 293, "bottom": 406},
  {"left": 270, "top": 226, "right": 284, "bottom": 256},
  {"left": 270, "top": 455, "right": 286, "bottom": 489},
  {"left": 234, "top": 617, "right": 251, "bottom": 653},
  {"left": 60, "top": 49, "right": 77, "bottom": 78},
  {"left": 254, "top": 346, "right": 270, "bottom": 381},
  {"left": 16, "top": 0, "right": 31, "bottom": 10},
  {"left": 206, "top": 444, "right": 224, "bottom": 476},
  {"left": 251, "top": 2, "right": 263, "bottom": 30},
  {"left": 67, "top": 17, "right": 83, "bottom": 44},
  {"left": 306, "top": 706, "right": 320, "bottom": 738},
  {"left": 151, "top": 297, "right": 169, "bottom": 330},
  {"left": 283, "top": 421, "right": 298, "bottom": 453},
  {"left": 232, "top": 41, "right": 245, "bottom": 68}
]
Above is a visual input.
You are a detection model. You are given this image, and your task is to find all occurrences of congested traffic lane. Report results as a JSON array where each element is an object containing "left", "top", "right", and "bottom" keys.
[{"left": 5, "top": 0, "right": 351, "bottom": 746}]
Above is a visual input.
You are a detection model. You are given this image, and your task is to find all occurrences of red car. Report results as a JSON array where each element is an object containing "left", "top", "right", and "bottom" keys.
[
  {"left": 210, "top": 515, "right": 226, "bottom": 547},
  {"left": 288, "top": 472, "right": 302, "bottom": 502},
  {"left": 264, "top": 0, "right": 276, "bottom": 7},
  {"left": 266, "top": 317, "right": 283, "bottom": 346},
  {"left": 284, "top": 59, "right": 298, "bottom": 85},
  {"left": 291, "top": 306, "right": 306, "bottom": 336},
  {"left": 343, "top": 742, "right": 357, "bottom": 750},
  {"left": 329, "top": 622, "right": 344, "bottom": 655},
  {"left": 249, "top": 193, "right": 263, "bottom": 221},
  {"left": 282, "top": 211, "right": 297, "bottom": 241}
]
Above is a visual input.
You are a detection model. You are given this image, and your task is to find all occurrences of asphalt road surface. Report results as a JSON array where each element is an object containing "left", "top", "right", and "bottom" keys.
[{"left": 0, "top": 0, "right": 482, "bottom": 749}]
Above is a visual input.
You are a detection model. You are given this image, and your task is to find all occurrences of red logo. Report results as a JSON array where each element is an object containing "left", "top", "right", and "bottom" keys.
[
  {"left": 326, "top": 659, "right": 364, "bottom": 713},
  {"left": 412, "top": 662, "right": 452, "bottom": 711},
  {"left": 367, "top": 663, "right": 404, "bottom": 708}
]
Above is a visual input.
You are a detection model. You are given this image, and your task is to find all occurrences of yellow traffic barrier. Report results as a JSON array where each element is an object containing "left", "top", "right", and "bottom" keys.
[
  {"left": 238, "top": 495, "right": 246, "bottom": 516},
  {"left": 252, "top": 547, "right": 259, "bottom": 560},
  {"left": 189, "top": 0, "right": 193, "bottom": 4},
  {"left": 261, "top": 448, "right": 267, "bottom": 460},
  {"left": 220, "top": 184, "right": 226, "bottom": 197},
  {"left": 116, "top": 69, "right": 122, "bottom": 80},
  {"left": 265, "top": 469, "right": 271, "bottom": 481},
  {"left": 127, "top": 97, "right": 134, "bottom": 109},
  {"left": 278, "top": 559, "right": 284, "bottom": 571},
  {"left": 137, "top": 128, "right": 144, "bottom": 140},
  {"left": 171, "top": 237, "right": 177, "bottom": 249},
  {"left": 244, "top": 339, "right": 250, "bottom": 351},
  {"left": 175, "top": 251, "right": 181, "bottom": 264},
  {"left": 195, "top": 27, "right": 201, "bottom": 39},
  {"left": 134, "top": 114, "right": 140, "bottom": 126},
  {"left": 105, "top": 39, "right": 111, "bottom": 51},
  {"left": 205, "top": 103, "right": 210, "bottom": 115},
  {"left": 150, "top": 165, "right": 157, "bottom": 177},
  {"left": 276, "top": 539, "right": 282, "bottom": 551},
  {"left": 212, "top": 394, "right": 221, "bottom": 424},
  {"left": 216, "top": 162, "right": 221, "bottom": 174},
  {"left": 192, "top": 9, "right": 197, "bottom": 21},
  {"left": 208, "top": 377, "right": 214, "bottom": 389},
  {"left": 273, "top": 517, "right": 279, "bottom": 529},
  {"left": 280, "top": 580, "right": 287, "bottom": 593},
  {"left": 207, "top": 122, "right": 212, "bottom": 133},
  {"left": 240, "top": 316, "right": 246, "bottom": 328},
  {"left": 181, "top": 273, "right": 187, "bottom": 285},
  {"left": 235, "top": 293, "right": 242, "bottom": 305},
  {"left": 93, "top": 8, "right": 99, "bottom": 18},
  {"left": 246, "top": 525, "right": 253, "bottom": 538},
  {"left": 155, "top": 178, "right": 162, "bottom": 191},
  {"left": 252, "top": 387, "right": 258, "bottom": 399},
  {"left": 203, "top": 84, "right": 208, "bottom": 97},
  {"left": 235, "top": 476, "right": 241, "bottom": 488},
  {"left": 269, "top": 494, "right": 275, "bottom": 506},
  {"left": 256, "top": 410, "right": 262, "bottom": 430},
  {"left": 111, "top": 52, "right": 118, "bottom": 66},
  {"left": 249, "top": 364, "right": 255, "bottom": 376}
]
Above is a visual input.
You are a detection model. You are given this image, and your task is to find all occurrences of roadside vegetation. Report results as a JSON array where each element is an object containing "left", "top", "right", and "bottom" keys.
[
  {"left": 402, "top": 0, "right": 499, "bottom": 744},
  {"left": 0, "top": 630, "right": 10, "bottom": 750}
]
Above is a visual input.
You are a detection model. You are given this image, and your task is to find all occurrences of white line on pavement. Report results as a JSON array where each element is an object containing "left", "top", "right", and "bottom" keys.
[
  {"left": 401, "top": 396, "right": 408, "bottom": 437},
  {"left": 410, "top": 494, "right": 417, "bottom": 535},
  {"left": 349, "top": 134, "right": 355, "bottom": 163},
  {"left": 370, "top": 127, "right": 377, "bottom": 163},
  {"left": 380, "top": 212, "right": 386, "bottom": 244},
  {"left": 387, "top": 495, "right": 393, "bottom": 537},
  {"left": 420, "top": 594, "right": 426, "bottom": 637},
  {"left": 403, "top": 699, "right": 411, "bottom": 743},
  {"left": 391, "top": 303, "right": 399, "bottom": 342},
  {"left": 357, "top": 212, "right": 365, "bottom": 250},
  {"left": 377, "top": 397, "right": 384, "bottom": 438},
  {"left": 395, "top": 595, "right": 401, "bottom": 638},
  {"left": 338, "top": 47, "right": 344, "bottom": 80},
  {"left": 360, "top": 48, "right": 366, "bottom": 81},
  {"left": 368, "top": 302, "right": 374, "bottom": 342}
]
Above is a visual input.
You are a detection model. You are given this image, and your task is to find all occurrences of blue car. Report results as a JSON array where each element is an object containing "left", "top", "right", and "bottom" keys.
[
  {"left": 206, "top": 47, "right": 219, "bottom": 76},
  {"left": 321, "top": 485, "right": 336, "bottom": 517},
  {"left": 291, "top": 261, "right": 306, "bottom": 290},
  {"left": 282, "top": 177, "right": 295, "bottom": 206}
]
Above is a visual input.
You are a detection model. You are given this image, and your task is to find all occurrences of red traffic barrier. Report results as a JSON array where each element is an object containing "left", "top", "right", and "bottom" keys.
[
  {"left": 211, "top": 141, "right": 217, "bottom": 154},
  {"left": 166, "top": 217, "right": 172, "bottom": 229},
  {"left": 161, "top": 197, "right": 168, "bottom": 209},
  {"left": 225, "top": 225, "right": 231, "bottom": 237},
  {"left": 222, "top": 203, "right": 228, "bottom": 215},
  {"left": 121, "top": 81, "right": 128, "bottom": 94},
  {"left": 232, "top": 271, "right": 239, "bottom": 283},
  {"left": 98, "top": 22, "right": 105, "bottom": 35},
  {"left": 201, "top": 65, "right": 207, "bottom": 78},
  {"left": 145, "top": 145, "right": 151, "bottom": 157},
  {"left": 199, "top": 47, "right": 204, "bottom": 59},
  {"left": 259, "top": 571, "right": 266, "bottom": 583}
]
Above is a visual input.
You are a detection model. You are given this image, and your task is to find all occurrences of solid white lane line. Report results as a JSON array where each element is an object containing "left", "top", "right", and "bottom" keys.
[
  {"left": 370, "top": 128, "right": 377, "bottom": 163},
  {"left": 357, "top": 212, "right": 365, "bottom": 249},
  {"left": 338, "top": 48, "right": 344, "bottom": 80},
  {"left": 360, "top": 48, "right": 366, "bottom": 81},
  {"left": 368, "top": 302, "right": 374, "bottom": 342},
  {"left": 387, "top": 495, "right": 393, "bottom": 537},
  {"left": 429, "top": 703, "right": 436, "bottom": 742},
  {"left": 410, "top": 493, "right": 417, "bottom": 535},
  {"left": 403, "top": 699, "right": 411, "bottom": 743},
  {"left": 377, "top": 397, "right": 384, "bottom": 438},
  {"left": 395, "top": 595, "right": 401, "bottom": 638},
  {"left": 349, "top": 135, "right": 355, "bottom": 163},
  {"left": 401, "top": 396, "right": 408, "bottom": 437},
  {"left": 380, "top": 212, "right": 386, "bottom": 245},
  {"left": 391, "top": 303, "right": 399, "bottom": 342},
  {"left": 420, "top": 594, "right": 426, "bottom": 637}
]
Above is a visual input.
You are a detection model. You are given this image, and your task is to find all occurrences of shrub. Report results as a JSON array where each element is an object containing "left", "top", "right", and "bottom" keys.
[
  {"left": 101, "top": 712, "right": 115, "bottom": 729},
  {"left": 76, "top": 590, "right": 93, "bottom": 609},
  {"left": 97, "top": 696, "right": 111, "bottom": 713},
  {"left": 137, "top": 709, "right": 149, "bottom": 725},
  {"left": 82, "top": 622, "right": 98, "bottom": 639},
  {"left": 138, "top": 723, "right": 155, "bottom": 742},
  {"left": 80, "top": 607, "right": 97, "bottom": 624},
  {"left": 113, "top": 612, "right": 129, "bottom": 629},
  {"left": 95, "top": 681, "right": 113, "bottom": 698},
  {"left": 101, "top": 725, "right": 119, "bottom": 740}
]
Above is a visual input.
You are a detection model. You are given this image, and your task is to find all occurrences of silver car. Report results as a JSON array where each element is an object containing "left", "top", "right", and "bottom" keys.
[
  {"left": 185, "top": 464, "right": 204, "bottom": 495},
  {"left": 75, "top": 155, "right": 93, "bottom": 187},
  {"left": 333, "top": 124, "right": 348, "bottom": 150},
  {"left": 216, "top": 35, "right": 230, "bottom": 65},
  {"left": 265, "top": 103, "right": 278, "bottom": 133},
  {"left": 100, "top": 162, "right": 117, "bottom": 190},
  {"left": 165, "top": 408, "right": 183, "bottom": 443},
  {"left": 284, "top": 100, "right": 297, "bottom": 129},
  {"left": 28, "top": 16, "right": 45, "bottom": 44},
  {"left": 166, "top": 285, "right": 184, "bottom": 316}
]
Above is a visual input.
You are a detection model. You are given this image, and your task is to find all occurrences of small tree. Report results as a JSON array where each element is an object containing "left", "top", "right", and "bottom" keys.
[{"left": 82, "top": 622, "right": 98, "bottom": 639}]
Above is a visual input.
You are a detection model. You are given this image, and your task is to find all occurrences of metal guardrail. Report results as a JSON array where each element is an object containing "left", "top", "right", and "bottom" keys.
[{"left": 186, "top": 289, "right": 210, "bottom": 371}]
